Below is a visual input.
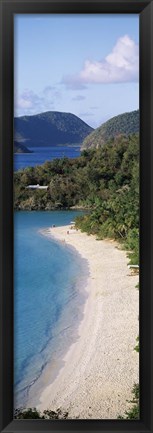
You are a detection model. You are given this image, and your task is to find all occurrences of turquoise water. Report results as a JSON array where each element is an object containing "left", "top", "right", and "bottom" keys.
[{"left": 14, "top": 211, "right": 88, "bottom": 408}]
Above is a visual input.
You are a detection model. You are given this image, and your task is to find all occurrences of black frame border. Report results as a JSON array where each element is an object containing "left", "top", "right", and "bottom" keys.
[{"left": 0, "top": 1, "right": 153, "bottom": 432}]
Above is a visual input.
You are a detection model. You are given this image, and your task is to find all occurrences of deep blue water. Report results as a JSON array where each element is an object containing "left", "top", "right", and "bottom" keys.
[
  {"left": 14, "top": 211, "right": 88, "bottom": 408},
  {"left": 14, "top": 146, "right": 81, "bottom": 171}
]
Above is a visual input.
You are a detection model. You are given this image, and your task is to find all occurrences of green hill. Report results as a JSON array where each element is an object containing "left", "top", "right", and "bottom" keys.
[
  {"left": 14, "top": 133, "right": 138, "bottom": 211},
  {"left": 14, "top": 111, "right": 93, "bottom": 147},
  {"left": 81, "top": 110, "right": 139, "bottom": 149},
  {"left": 14, "top": 132, "right": 139, "bottom": 262}
]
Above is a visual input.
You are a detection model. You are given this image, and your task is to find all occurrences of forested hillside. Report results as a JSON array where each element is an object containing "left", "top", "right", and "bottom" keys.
[
  {"left": 82, "top": 110, "right": 139, "bottom": 149},
  {"left": 14, "top": 133, "right": 139, "bottom": 262},
  {"left": 14, "top": 111, "right": 93, "bottom": 147}
]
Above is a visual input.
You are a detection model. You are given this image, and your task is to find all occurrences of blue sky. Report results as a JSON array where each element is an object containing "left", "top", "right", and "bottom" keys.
[{"left": 14, "top": 14, "right": 139, "bottom": 127}]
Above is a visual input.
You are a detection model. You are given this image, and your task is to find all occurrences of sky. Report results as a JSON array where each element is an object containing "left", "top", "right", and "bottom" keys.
[{"left": 14, "top": 14, "right": 139, "bottom": 128}]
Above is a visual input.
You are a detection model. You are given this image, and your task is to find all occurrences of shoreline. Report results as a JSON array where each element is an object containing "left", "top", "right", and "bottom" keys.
[{"left": 34, "top": 225, "right": 139, "bottom": 419}]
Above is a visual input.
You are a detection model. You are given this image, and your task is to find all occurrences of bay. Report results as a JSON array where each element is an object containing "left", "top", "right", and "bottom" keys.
[
  {"left": 14, "top": 145, "right": 81, "bottom": 171},
  {"left": 14, "top": 210, "right": 88, "bottom": 408}
]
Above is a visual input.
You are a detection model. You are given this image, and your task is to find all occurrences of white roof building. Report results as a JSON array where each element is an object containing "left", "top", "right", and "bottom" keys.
[{"left": 26, "top": 184, "right": 48, "bottom": 190}]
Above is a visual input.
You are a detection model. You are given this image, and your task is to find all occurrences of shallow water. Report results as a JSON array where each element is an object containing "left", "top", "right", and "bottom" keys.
[{"left": 14, "top": 211, "right": 88, "bottom": 409}]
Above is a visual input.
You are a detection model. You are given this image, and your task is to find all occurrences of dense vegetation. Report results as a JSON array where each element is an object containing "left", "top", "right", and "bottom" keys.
[
  {"left": 14, "top": 407, "right": 69, "bottom": 419},
  {"left": 14, "top": 133, "right": 139, "bottom": 264},
  {"left": 82, "top": 110, "right": 139, "bottom": 149},
  {"left": 14, "top": 141, "right": 32, "bottom": 153},
  {"left": 14, "top": 111, "right": 93, "bottom": 147}
]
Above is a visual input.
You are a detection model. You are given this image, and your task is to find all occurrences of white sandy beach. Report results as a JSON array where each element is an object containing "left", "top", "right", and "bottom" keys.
[{"left": 37, "top": 225, "right": 139, "bottom": 419}]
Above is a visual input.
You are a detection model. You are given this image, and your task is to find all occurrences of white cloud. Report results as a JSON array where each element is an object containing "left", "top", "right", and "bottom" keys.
[
  {"left": 63, "top": 35, "right": 139, "bottom": 88},
  {"left": 15, "top": 87, "right": 62, "bottom": 116},
  {"left": 17, "top": 97, "right": 33, "bottom": 109}
]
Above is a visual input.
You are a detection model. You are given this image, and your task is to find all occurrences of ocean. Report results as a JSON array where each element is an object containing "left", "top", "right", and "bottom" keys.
[
  {"left": 14, "top": 146, "right": 81, "bottom": 171},
  {"left": 14, "top": 210, "right": 88, "bottom": 409}
]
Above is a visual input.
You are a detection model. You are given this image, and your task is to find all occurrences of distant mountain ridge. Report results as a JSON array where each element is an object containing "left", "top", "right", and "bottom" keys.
[
  {"left": 14, "top": 141, "right": 32, "bottom": 153},
  {"left": 81, "top": 110, "right": 139, "bottom": 150},
  {"left": 14, "top": 111, "right": 94, "bottom": 147}
]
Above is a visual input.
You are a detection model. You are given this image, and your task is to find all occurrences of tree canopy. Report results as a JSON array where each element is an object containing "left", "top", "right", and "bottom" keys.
[{"left": 14, "top": 133, "right": 139, "bottom": 263}]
